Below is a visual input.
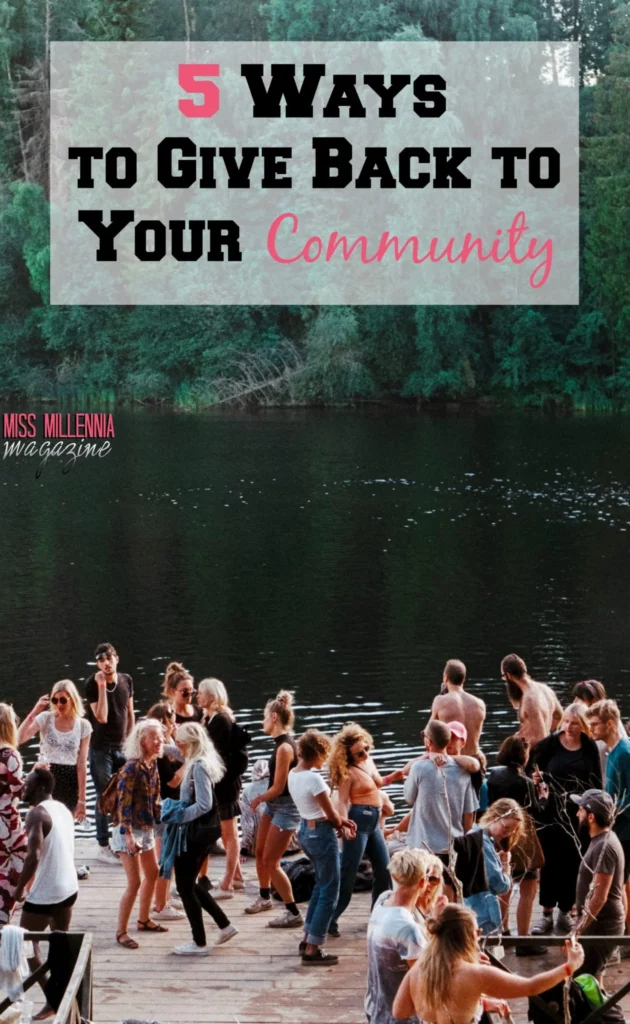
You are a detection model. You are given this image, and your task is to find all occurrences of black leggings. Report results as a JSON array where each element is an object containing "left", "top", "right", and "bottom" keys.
[
  {"left": 538, "top": 819, "right": 582, "bottom": 913},
  {"left": 174, "top": 829, "right": 230, "bottom": 946}
]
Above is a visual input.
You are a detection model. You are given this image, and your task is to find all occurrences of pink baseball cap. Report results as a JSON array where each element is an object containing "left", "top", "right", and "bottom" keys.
[{"left": 449, "top": 721, "right": 468, "bottom": 743}]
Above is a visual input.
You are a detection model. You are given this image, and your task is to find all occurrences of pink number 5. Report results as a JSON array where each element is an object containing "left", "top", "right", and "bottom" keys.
[{"left": 178, "top": 64, "right": 220, "bottom": 118}]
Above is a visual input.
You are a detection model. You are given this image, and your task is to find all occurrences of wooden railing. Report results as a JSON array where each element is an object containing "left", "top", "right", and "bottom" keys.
[{"left": 0, "top": 931, "right": 92, "bottom": 1024}]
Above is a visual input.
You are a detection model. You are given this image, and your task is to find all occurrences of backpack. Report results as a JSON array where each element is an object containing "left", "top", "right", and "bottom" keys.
[
  {"left": 528, "top": 978, "right": 593, "bottom": 1024},
  {"left": 228, "top": 720, "right": 251, "bottom": 776},
  {"left": 97, "top": 768, "right": 123, "bottom": 816}
]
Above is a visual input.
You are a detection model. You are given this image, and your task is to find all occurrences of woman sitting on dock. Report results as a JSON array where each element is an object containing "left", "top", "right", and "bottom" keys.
[{"left": 392, "top": 903, "right": 585, "bottom": 1024}]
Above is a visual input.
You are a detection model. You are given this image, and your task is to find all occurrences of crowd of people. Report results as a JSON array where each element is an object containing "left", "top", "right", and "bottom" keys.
[{"left": 1, "top": 645, "right": 630, "bottom": 1021}]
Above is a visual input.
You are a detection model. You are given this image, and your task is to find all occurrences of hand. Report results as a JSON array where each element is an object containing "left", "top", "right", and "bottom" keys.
[
  {"left": 499, "top": 849, "right": 511, "bottom": 868},
  {"left": 124, "top": 832, "right": 138, "bottom": 856},
  {"left": 565, "top": 937, "right": 584, "bottom": 972},
  {"left": 387, "top": 769, "right": 405, "bottom": 784},
  {"left": 74, "top": 803, "right": 86, "bottom": 823},
  {"left": 482, "top": 997, "right": 510, "bottom": 1018},
  {"left": 32, "top": 694, "right": 50, "bottom": 716},
  {"left": 479, "top": 952, "right": 491, "bottom": 964},
  {"left": 433, "top": 894, "right": 449, "bottom": 915},
  {"left": 250, "top": 796, "right": 262, "bottom": 812},
  {"left": 428, "top": 753, "right": 449, "bottom": 768},
  {"left": 96, "top": 671, "right": 107, "bottom": 687},
  {"left": 337, "top": 817, "right": 357, "bottom": 839}
]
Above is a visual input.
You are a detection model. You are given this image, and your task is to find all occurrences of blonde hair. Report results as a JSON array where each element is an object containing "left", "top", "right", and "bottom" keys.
[
  {"left": 124, "top": 718, "right": 163, "bottom": 760},
  {"left": 162, "top": 661, "right": 193, "bottom": 700},
  {"left": 177, "top": 721, "right": 225, "bottom": 784},
  {"left": 588, "top": 698, "right": 621, "bottom": 727},
  {"left": 390, "top": 848, "right": 431, "bottom": 888},
  {"left": 479, "top": 797, "right": 525, "bottom": 848},
  {"left": 328, "top": 723, "right": 373, "bottom": 788},
  {"left": 0, "top": 703, "right": 18, "bottom": 748},
  {"left": 561, "top": 701, "right": 592, "bottom": 738},
  {"left": 264, "top": 690, "right": 295, "bottom": 730},
  {"left": 416, "top": 904, "right": 480, "bottom": 1019},
  {"left": 51, "top": 679, "right": 84, "bottom": 719},
  {"left": 424, "top": 856, "right": 445, "bottom": 910},
  {"left": 198, "top": 678, "right": 234, "bottom": 720}
]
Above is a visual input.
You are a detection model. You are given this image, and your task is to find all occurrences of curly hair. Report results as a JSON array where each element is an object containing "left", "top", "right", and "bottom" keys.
[{"left": 327, "top": 723, "right": 374, "bottom": 789}]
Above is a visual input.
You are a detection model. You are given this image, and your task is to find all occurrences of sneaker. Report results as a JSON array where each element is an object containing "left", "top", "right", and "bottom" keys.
[
  {"left": 245, "top": 896, "right": 273, "bottom": 914},
  {"left": 233, "top": 879, "right": 245, "bottom": 890},
  {"left": 556, "top": 912, "right": 573, "bottom": 933},
  {"left": 215, "top": 924, "right": 238, "bottom": 946},
  {"left": 212, "top": 887, "right": 234, "bottom": 901},
  {"left": 153, "top": 904, "right": 186, "bottom": 921},
  {"left": 76, "top": 865, "right": 90, "bottom": 880},
  {"left": 169, "top": 896, "right": 184, "bottom": 910},
  {"left": 531, "top": 913, "right": 553, "bottom": 936},
  {"left": 97, "top": 845, "right": 121, "bottom": 866},
  {"left": 515, "top": 943, "right": 549, "bottom": 956},
  {"left": 328, "top": 922, "right": 340, "bottom": 938},
  {"left": 268, "top": 909, "right": 304, "bottom": 929},
  {"left": 302, "top": 949, "right": 339, "bottom": 966},
  {"left": 173, "top": 941, "right": 210, "bottom": 957}
]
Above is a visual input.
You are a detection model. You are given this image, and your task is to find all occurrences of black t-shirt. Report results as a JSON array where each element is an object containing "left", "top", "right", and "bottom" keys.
[
  {"left": 175, "top": 706, "right": 204, "bottom": 725},
  {"left": 269, "top": 733, "right": 298, "bottom": 796},
  {"left": 157, "top": 754, "right": 181, "bottom": 800},
  {"left": 85, "top": 673, "right": 133, "bottom": 750}
]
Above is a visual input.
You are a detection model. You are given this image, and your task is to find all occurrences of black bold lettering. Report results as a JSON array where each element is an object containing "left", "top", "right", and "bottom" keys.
[
  {"left": 199, "top": 147, "right": 217, "bottom": 188},
  {"left": 528, "top": 147, "right": 560, "bottom": 188},
  {"left": 77, "top": 210, "right": 135, "bottom": 260},
  {"left": 491, "top": 147, "right": 527, "bottom": 187},
  {"left": 363, "top": 75, "right": 410, "bottom": 117},
  {"left": 355, "top": 149, "right": 397, "bottom": 189},
  {"left": 241, "top": 63, "right": 326, "bottom": 117},
  {"left": 104, "top": 147, "right": 137, "bottom": 188},
  {"left": 312, "top": 138, "right": 353, "bottom": 188},
  {"left": 157, "top": 137, "right": 197, "bottom": 188},
  {"left": 261, "top": 148, "right": 292, "bottom": 188},
  {"left": 413, "top": 75, "right": 446, "bottom": 118},
  {"left": 433, "top": 148, "right": 471, "bottom": 188},
  {"left": 323, "top": 76, "right": 366, "bottom": 118},
  {"left": 398, "top": 148, "right": 431, "bottom": 188},
  {"left": 135, "top": 220, "right": 166, "bottom": 261},
  {"left": 169, "top": 220, "right": 205, "bottom": 261},
  {"left": 207, "top": 221, "right": 241, "bottom": 261},
  {"left": 219, "top": 147, "right": 259, "bottom": 188},
  {"left": 68, "top": 147, "right": 104, "bottom": 188}
]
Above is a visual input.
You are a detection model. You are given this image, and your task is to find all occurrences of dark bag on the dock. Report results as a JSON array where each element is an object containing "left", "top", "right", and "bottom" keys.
[{"left": 528, "top": 979, "right": 592, "bottom": 1024}]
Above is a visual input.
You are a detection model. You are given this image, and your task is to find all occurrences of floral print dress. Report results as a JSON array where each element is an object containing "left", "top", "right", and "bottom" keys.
[{"left": 0, "top": 746, "right": 27, "bottom": 923}]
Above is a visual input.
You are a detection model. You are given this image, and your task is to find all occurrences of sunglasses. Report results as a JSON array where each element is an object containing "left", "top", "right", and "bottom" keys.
[
  {"left": 427, "top": 875, "right": 441, "bottom": 884},
  {"left": 96, "top": 653, "right": 115, "bottom": 661},
  {"left": 354, "top": 748, "right": 369, "bottom": 758},
  {"left": 178, "top": 688, "right": 195, "bottom": 697},
  {"left": 51, "top": 696, "right": 68, "bottom": 705}
]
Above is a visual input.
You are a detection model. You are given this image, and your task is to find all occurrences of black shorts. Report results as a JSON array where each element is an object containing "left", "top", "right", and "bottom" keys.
[
  {"left": 23, "top": 891, "right": 77, "bottom": 916},
  {"left": 620, "top": 839, "right": 630, "bottom": 883},
  {"left": 218, "top": 800, "right": 240, "bottom": 821}
]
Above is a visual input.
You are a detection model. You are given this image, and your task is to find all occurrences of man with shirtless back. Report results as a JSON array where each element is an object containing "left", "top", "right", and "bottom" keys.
[
  {"left": 501, "top": 653, "right": 563, "bottom": 747},
  {"left": 431, "top": 660, "right": 486, "bottom": 757}
]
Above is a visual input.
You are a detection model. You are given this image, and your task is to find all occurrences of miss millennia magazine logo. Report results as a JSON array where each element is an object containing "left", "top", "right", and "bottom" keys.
[{"left": 2, "top": 412, "right": 114, "bottom": 477}]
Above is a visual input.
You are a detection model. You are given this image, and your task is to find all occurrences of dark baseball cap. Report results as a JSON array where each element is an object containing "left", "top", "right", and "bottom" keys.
[{"left": 571, "top": 789, "right": 615, "bottom": 824}]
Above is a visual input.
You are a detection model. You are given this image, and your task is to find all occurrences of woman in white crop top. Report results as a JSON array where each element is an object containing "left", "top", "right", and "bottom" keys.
[
  {"left": 288, "top": 730, "right": 355, "bottom": 966},
  {"left": 18, "top": 680, "right": 92, "bottom": 820}
]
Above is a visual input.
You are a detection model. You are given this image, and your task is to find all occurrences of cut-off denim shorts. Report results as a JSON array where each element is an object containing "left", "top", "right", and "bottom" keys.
[
  {"left": 263, "top": 795, "right": 300, "bottom": 832},
  {"left": 111, "top": 826, "right": 155, "bottom": 854}
]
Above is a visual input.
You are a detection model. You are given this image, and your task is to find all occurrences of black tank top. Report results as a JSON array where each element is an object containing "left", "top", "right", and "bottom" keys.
[{"left": 269, "top": 733, "right": 298, "bottom": 795}]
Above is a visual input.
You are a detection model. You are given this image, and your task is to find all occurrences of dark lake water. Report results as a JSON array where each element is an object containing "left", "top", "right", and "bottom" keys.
[{"left": 2, "top": 408, "right": 630, "bottom": 830}]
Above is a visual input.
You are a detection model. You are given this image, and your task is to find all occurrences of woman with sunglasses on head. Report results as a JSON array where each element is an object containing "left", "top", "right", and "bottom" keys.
[
  {"left": 18, "top": 680, "right": 92, "bottom": 820},
  {"left": 162, "top": 663, "right": 203, "bottom": 724},
  {"left": 246, "top": 690, "right": 303, "bottom": 927},
  {"left": 328, "top": 723, "right": 404, "bottom": 938}
]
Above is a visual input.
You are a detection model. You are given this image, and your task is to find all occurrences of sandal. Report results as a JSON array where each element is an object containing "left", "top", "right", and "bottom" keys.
[
  {"left": 116, "top": 931, "right": 139, "bottom": 949},
  {"left": 137, "top": 919, "right": 169, "bottom": 932}
]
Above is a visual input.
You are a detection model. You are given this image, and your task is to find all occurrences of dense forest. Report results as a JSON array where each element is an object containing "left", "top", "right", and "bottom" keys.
[{"left": 0, "top": 0, "right": 628, "bottom": 409}]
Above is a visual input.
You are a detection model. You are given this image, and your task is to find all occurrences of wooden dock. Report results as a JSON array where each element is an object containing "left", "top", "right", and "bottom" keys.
[{"left": 21, "top": 841, "right": 630, "bottom": 1023}]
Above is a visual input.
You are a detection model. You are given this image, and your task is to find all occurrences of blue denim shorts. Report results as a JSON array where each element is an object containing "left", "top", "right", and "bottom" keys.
[
  {"left": 111, "top": 826, "right": 155, "bottom": 853},
  {"left": 263, "top": 795, "right": 300, "bottom": 832}
]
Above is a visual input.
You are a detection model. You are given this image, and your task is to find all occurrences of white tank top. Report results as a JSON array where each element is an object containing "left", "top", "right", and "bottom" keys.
[{"left": 27, "top": 798, "right": 78, "bottom": 905}]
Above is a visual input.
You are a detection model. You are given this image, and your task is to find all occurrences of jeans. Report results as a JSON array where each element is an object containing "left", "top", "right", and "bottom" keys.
[
  {"left": 298, "top": 818, "right": 340, "bottom": 946},
  {"left": 333, "top": 804, "right": 390, "bottom": 926},
  {"left": 89, "top": 747, "right": 126, "bottom": 847},
  {"left": 174, "top": 829, "right": 230, "bottom": 946}
]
